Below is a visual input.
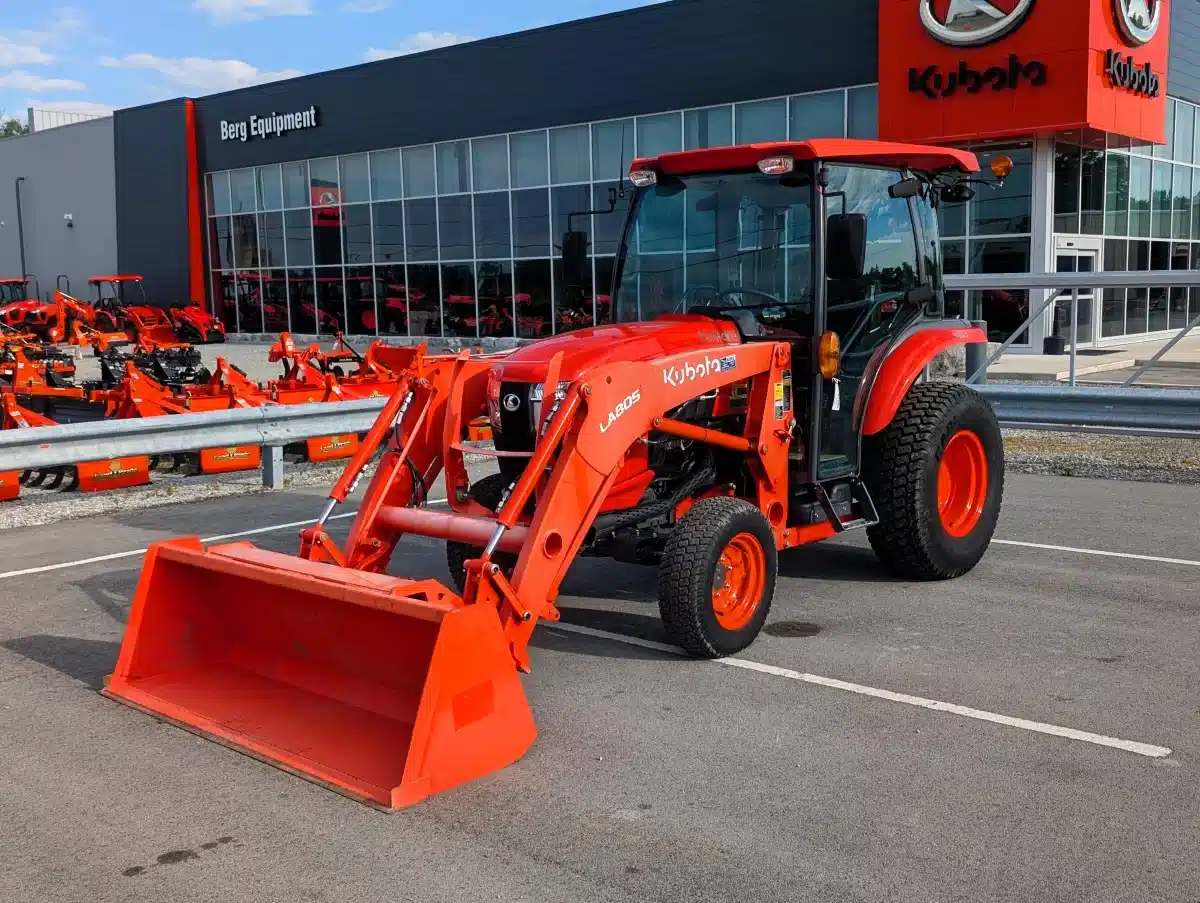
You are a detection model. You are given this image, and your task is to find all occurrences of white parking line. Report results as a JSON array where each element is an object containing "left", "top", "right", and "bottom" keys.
[
  {"left": 0, "top": 511, "right": 361, "bottom": 580},
  {"left": 993, "top": 539, "right": 1200, "bottom": 568},
  {"left": 547, "top": 623, "right": 1174, "bottom": 760}
]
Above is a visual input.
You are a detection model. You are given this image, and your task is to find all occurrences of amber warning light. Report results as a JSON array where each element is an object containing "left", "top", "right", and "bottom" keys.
[{"left": 989, "top": 155, "right": 1014, "bottom": 181}]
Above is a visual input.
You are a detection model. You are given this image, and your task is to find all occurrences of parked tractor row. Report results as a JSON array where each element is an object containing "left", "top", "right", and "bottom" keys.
[{"left": 0, "top": 323, "right": 474, "bottom": 500}]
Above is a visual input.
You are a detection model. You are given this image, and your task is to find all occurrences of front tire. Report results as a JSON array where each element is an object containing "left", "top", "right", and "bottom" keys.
[
  {"left": 658, "top": 497, "right": 778, "bottom": 658},
  {"left": 863, "top": 381, "right": 1004, "bottom": 580}
]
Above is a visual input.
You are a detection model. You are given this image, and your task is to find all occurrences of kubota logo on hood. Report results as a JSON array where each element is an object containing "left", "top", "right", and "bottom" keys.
[{"left": 662, "top": 354, "right": 738, "bottom": 388}]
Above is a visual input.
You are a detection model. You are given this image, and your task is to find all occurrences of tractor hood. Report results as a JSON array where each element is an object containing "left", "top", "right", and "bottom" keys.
[{"left": 493, "top": 315, "right": 742, "bottom": 384}]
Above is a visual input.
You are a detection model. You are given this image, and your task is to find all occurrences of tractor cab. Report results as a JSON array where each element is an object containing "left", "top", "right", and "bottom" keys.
[
  {"left": 553, "top": 140, "right": 1008, "bottom": 484},
  {"left": 0, "top": 277, "right": 35, "bottom": 306},
  {"left": 89, "top": 274, "right": 148, "bottom": 313}
]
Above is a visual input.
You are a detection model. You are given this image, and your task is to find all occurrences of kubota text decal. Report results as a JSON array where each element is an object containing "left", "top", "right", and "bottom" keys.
[{"left": 663, "top": 355, "right": 737, "bottom": 388}]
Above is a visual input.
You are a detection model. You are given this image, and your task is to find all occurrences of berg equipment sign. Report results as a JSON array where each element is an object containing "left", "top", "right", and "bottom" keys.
[{"left": 220, "top": 106, "right": 319, "bottom": 142}]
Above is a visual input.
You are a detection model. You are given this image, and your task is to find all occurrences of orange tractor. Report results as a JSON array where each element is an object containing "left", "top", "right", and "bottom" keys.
[{"left": 104, "top": 139, "right": 1008, "bottom": 810}]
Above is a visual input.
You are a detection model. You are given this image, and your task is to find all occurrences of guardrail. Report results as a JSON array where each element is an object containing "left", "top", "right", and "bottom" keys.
[
  {"left": 976, "top": 384, "right": 1200, "bottom": 438},
  {"left": 0, "top": 397, "right": 389, "bottom": 488},
  {"left": 944, "top": 270, "right": 1200, "bottom": 387}
]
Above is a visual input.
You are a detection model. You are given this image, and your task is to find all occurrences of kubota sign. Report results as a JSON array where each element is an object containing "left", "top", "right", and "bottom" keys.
[{"left": 879, "top": 0, "right": 1171, "bottom": 145}]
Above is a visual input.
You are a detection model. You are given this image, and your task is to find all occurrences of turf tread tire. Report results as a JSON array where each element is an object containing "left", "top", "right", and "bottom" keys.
[
  {"left": 658, "top": 497, "right": 777, "bottom": 659},
  {"left": 863, "top": 381, "right": 1004, "bottom": 581}
]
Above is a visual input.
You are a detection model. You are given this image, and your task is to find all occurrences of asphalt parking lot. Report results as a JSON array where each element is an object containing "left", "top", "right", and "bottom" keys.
[{"left": 0, "top": 472, "right": 1197, "bottom": 902}]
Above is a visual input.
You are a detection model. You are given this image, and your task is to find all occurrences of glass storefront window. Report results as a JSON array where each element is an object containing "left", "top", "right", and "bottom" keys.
[
  {"left": 286, "top": 268, "right": 314, "bottom": 333},
  {"left": 376, "top": 264, "right": 408, "bottom": 335},
  {"left": 403, "top": 145, "right": 436, "bottom": 197},
  {"left": 438, "top": 195, "right": 474, "bottom": 260},
  {"left": 404, "top": 198, "right": 438, "bottom": 262},
  {"left": 514, "top": 259, "right": 552, "bottom": 338},
  {"left": 736, "top": 98, "right": 787, "bottom": 143},
  {"left": 406, "top": 264, "right": 440, "bottom": 336},
  {"left": 258, "top": 212, "right": 285, "bottom": 268},
  {"left": 342, "top": 204, "right": 373, "bottom": 264},
  {"left": 972, "top": 146, "right": 1032, "bottom": 235},
  {"left": 1177, "top": 103, "right": 1195, "bottom": 165},
  {"left": 1155, "top": 99, "right": 1176, "bottom": 160},
  {"left": 1152, "top": 161, "right": 1172, "bottom": 239},
  {"left": 474, "top": 192, "right": 511, "bottom": 260},
  {"left": 283, "top": 210, "right": 313, "bottom": 267},
  {"left": 512, "top": 188, "right": 550, "bottom": 258},
  {"left": 309, "top": 157, "right": 339, "bottom": 199},
  {"left": 345, "top": 266, "right": 376, "bottom": 335},
  {"left": 1080, "top": 144, "right": 1105, "bottom": 235},
  {"left": 477, "top": 261, "right": 515, "bottom": 338},
  {"left": 510, "top": 130, "right": 549, "bottom": 189},
  {"left": 1173, "top": 166, "right": 1193, "bottom": 240},
  {"left": 257, "top": 165, "right": 283, "bottom": 211},
  {"left": 1129, "top": 156, "right": 1152, "bottom": 237},
  {"left": 282, "top": 161, "right": 309, "bottom": 208},
  {"left": 1054, "top": 142, "right": 1081, "bottom": 233},
  {"left": 370, "top": 149, "right": 402, "bottom": 201},
  {"left": 684, "top": 106, "right": 732, "bottom": 150},
  {"left": 340, "top": 154, "right": 370, "bottom": 203},
  {"left": 550, "top": 125, "right": 591, "bottom": 184},
  {"left": 372, "top": 201, "right": 405, "bottom": 264},
  {"left": 592, "top": 119, "right": 634, "bottom": 183},
  {"left": 208, "top": 172, "right": 231, "bottom": 217},
  {"left": 552, "top": 184, "right": 592, "bottom": 258},
  {"left": 315, "top": 268, "right": 346, "bottom": 334},
  {"left": 636, "top": 112, "right": 681, "bottom": 158},
  {"left": 211, "top": 217, "right": 232, "bottom": 269},
  {"left": 970, "top": 237, "right": 1031, "bottom": 344},
  {"left": 847, "top": 86, "right": 877, "bottom": 139},
  {"left": 437, "top": 140, "right": 471, "bottom": 195},
  {"left": 790, "top": 91, "right": 844, "bottom": 141},
  {"left": 472, "top": 136, "right": 508, "bottom": 192},
  {"left": 592, "top": 182, "right": 632, "bottom": 256},
  {"left": 230, "top": 169, "right": 257, "bottom": 214},
  {"left": 1105, "top": 152, "right": 1130, "bottom": 236},
  {"left": 441, "top": 262, "right": 477, "bottom": 338}
]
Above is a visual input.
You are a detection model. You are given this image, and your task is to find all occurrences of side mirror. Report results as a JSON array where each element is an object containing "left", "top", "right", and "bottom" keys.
[
  {"left": 939, "top": 184, "right": 975, "bottom": 204},
  {"left": 825, "top": 213, "right": 867, "bottom": 281},
  {"left": 888, "top": 177, "right": 922, "bottom": 200},
  {"left": 561, "top": 230, "right": 590, "bottom": 289}
]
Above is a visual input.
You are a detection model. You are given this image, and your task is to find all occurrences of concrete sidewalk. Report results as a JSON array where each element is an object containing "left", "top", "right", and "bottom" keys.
[{"left": 987, "top": 332, "right": 1200, "bottom": 382}]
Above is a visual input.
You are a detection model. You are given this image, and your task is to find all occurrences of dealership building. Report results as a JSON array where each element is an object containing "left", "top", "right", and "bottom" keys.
[{"left": 0, "top": 0, "right": 1192, "bottom": 352}]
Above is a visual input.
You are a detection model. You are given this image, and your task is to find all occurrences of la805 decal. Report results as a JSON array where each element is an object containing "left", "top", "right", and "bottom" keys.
[
  {"left": 663, "top": 354, "right": 738, "bottom": 388},
  {"left": 600, "top": 389, "right": 641, "bottom": 434}
]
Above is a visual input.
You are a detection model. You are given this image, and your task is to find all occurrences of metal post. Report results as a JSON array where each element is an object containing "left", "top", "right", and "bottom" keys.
[
  {"left": 967, "top": 289, "right": 1063, "bottom": 384},
  {"left": 1068, "top": 289, "right": 1079, "bottom": 387},
  {"left": 262, "top": 445, "right": 284, "bottom": 491},
  {"left": 964, "top": 320, "right": 989, "bottom": 384},
  {"left": 1122, "top": 310, "right": 1200, "bottom": 387},
  {"left": 14, "top": 177, "right": 27, "bottom": 277}
]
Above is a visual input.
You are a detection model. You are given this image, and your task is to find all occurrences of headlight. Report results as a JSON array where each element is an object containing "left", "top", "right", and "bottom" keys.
[
  {"left": 528, "top": 381, "right": 570, "bottom": 403},
  {"left": 487, "top": 369, "right": 502, "bottom": 429}
]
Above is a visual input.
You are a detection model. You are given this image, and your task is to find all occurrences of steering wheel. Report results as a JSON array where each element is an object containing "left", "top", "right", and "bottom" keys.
[{"left": 715, "top": 287, "right": 784, "bottom": 307}]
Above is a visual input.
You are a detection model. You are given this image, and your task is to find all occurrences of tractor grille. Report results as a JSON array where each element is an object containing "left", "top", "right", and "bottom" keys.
[{"left": 494, "top": 382, "right": 536, "bottom": 484}]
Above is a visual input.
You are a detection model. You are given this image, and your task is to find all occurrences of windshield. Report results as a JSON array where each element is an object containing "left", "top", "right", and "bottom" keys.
[
  {"left": 0, "top": 283, "right": 27, "bottom": 304},
  {"left": 611, "top": 170, "right": 814, "bottom": 334}
]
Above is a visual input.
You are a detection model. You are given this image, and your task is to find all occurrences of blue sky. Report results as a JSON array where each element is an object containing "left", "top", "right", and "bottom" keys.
[{"left": 0, "top": 1, "right": 663, "bottom": 123}]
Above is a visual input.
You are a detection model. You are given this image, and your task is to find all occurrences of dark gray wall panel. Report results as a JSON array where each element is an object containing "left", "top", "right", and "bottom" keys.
[
  {"left": 114, "top": 99, "right": 191, "bottom": 303},
  {"left": 1169, "top": 2, "right": 1200, "bottom": 106},
  {"left": 195, "top": 0, "right": 879, "bottom": 171}
]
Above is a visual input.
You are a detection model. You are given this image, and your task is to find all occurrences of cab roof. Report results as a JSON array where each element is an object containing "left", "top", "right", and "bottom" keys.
[
  {"left": 88, "top": 274, "right": 143, "bottom": 283},
  {"left": 0, "top": 278, "right": 28, "bottom": 285},
  {"left": 631, "top": 139, "right": 979, "bottom": 177}
]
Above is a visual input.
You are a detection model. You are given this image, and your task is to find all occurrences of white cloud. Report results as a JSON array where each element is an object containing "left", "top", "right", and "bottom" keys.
[
  {"left": 25, "top": 99, "right": 115, "bottom": 116},
  {"left": 193, "top": 0, "right": 312, "bottom": 24},
  {"left": 342, "top": 0, "right": 392, "bottom": 11},
  {"left": 100, "top": 53, "right": 302, "bottom": 93},
  {"left": 0, "top": 71, "right": 86, "bottom": 92},
  {"left": 0, "top": 37, "right": 54, "bottom": 66},
  {"left": 364, "top": 32, "right": 478, "bottom": 62}
]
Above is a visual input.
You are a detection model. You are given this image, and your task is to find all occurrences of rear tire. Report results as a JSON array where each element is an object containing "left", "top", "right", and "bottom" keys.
[
  {"left": 445, "top": 473, "right": 516, "bottom": 593},
  {"left": 657, "top": 497, "right": 777, "bottom": 658},
  {"left": 863, "top": 381, "right": 1004, "bottom": 580}
]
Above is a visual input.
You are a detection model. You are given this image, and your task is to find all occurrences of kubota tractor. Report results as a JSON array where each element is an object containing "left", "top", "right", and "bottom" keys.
[{"left": 103, "top": 139, "right": 1008, "bottom": 811}]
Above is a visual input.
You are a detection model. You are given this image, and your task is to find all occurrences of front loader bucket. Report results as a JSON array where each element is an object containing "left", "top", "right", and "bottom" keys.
[{"left": 103, "top": 538, "right": 537, "bottom": 810}]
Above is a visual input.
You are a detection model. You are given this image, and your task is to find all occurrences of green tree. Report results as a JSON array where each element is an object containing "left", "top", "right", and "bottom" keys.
[{"left": 0, "top": 110, "right": 30, "bottom": 139}]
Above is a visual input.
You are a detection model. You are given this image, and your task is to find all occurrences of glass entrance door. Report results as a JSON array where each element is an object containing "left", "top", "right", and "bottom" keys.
[{"left": 1053, "top": 248, "right": 1099, "bottom": 348}]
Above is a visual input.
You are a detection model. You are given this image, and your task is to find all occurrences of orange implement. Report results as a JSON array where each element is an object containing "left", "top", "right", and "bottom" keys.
[
  {"left": 0, "top": 470, "right": 19, "bottom": 501},
  {"left": 103, "top": 538, "right": 535, "bottom": 810}
]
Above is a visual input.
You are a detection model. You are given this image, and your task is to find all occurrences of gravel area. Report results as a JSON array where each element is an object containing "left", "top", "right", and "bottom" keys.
[{"left": 1001, "top": 430, "right": 1200, "bottom": 484}]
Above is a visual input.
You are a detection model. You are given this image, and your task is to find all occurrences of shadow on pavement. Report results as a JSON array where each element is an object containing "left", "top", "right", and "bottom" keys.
[
  {"left": 535, "top": 607, "right": 673, "bottom": 661},
  {"left": 71, "top": 570, "right": 141, "bottom": 624},
  {"left": 2, "top": 635, "right": 120, "bottom": 690},
  {"left": 777, "top": 541, "right": 902, "bottom": 584}
]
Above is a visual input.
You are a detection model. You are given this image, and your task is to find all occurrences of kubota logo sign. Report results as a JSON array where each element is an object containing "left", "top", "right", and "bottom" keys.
[
  {"left": 919, "top": 0, "right": 1035, "bottom": 47},
  {"left": 220, "top": 106, "right": 319, "bottom": 142},
  {"left": 662, "top": 354, "right": 737, "bottom": 388}
]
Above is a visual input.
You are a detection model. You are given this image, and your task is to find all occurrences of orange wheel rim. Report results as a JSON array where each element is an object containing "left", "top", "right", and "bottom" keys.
[
  {"left": 937, "top": 430, "right": 989, "bottom": 538},
  {"left": 711, "top": 533, "right": 767, "bottom": 631}
]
